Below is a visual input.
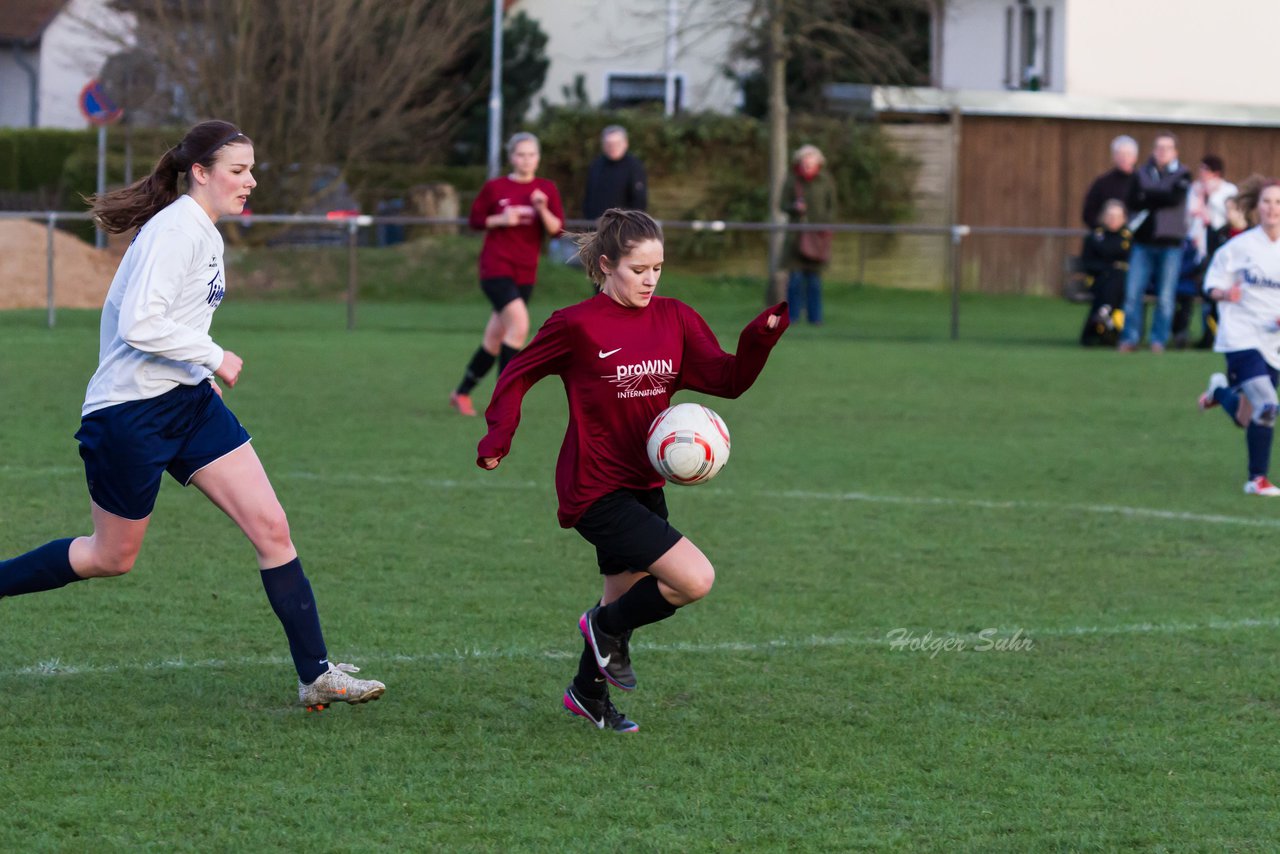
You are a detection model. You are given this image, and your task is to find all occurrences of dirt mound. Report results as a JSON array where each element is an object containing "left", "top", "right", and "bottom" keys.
[{"left": 0, "top": 220, "right": 121, "bottom": 309}]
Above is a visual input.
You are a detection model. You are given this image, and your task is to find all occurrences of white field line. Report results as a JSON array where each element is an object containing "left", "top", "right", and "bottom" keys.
[
  {"left": 5, "top": 616, "right": 1279, "bottom": 679},
  {"left": 5, "top": 467, "right": 1280, "bottom": 677},
  {"left": 4, "top": 464, "right": 1280, "bottom": 530}
]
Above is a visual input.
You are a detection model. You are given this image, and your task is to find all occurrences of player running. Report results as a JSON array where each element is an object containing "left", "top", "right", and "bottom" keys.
[
  {"left": 476, "top": 209, "right": 789, "bottom": 731},
  {"left": 449, "top": 131, "right": 564, "bottom": 416},
  {"left": 1197, "top": 180, "right": 1280, "bottom": 496},
  {"left": 0, "top": 120, "right": 385, "bottom": 711}
]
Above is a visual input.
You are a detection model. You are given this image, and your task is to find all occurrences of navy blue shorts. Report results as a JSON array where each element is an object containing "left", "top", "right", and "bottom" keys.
[
  {"left": 75, "top": 382, "right": 252, "bottom": 520},
  {"left": 574, "top": 488, "right": 684, "bottom": 575},
  {"left": 481, "top": 277, "right": 533, "bottom": 312},
  {"left": 1225, "top": 349, "right": 1279, "bottom": 387}
]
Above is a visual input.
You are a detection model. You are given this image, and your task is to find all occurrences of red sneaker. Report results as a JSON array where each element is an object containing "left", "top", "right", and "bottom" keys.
[
  {"left": 449, "top": 391, "right": 477, "bottom": 416},
  {"left": 1198, "top": 373, "right": 1228, "bottom": 411},
  {"left": 1244, "top": 476, "right": 1280, "bottom": 496}
]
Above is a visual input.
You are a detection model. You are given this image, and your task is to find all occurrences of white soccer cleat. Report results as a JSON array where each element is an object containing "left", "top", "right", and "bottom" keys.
[
  {"left": 298, "top": 662, "right": 385, "bottom": 712},
  {"left": 1198, "top": 373, "right": 1228, "bottom": 411},
  {"left": 1244, "top": 476, "right": 1280, "bottom": 496}
]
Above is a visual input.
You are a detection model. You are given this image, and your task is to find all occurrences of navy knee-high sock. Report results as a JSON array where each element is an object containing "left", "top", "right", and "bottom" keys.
[
  {"left": 1214, "top": 386, "right": 1243, "bottom": 423},
  {"left": 596, "top": 575, "right": 679, "bottom": 635},
  {"left": 1247, "top": 422, "right": 1274, "bottom": 479},
  {"left": 259, "top": 558, "right": 328, "bottom": 683},
  {"left": 0, "top": 538, "right": 80, "bottom": 598}
]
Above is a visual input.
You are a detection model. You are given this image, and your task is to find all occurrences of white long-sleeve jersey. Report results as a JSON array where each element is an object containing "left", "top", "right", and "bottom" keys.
[
  {"left": 82, "top": 195, "right": 227, "bottom": 416},
  {"left": 1204, "top": 226, "right": 1280, "bottom": 369}
]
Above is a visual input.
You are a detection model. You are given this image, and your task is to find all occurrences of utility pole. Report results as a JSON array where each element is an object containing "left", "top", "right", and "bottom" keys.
[
  {"left": 487, "top": 0, "right": 505, "bottom": 179},
  {"left": 764, "top": 0, "right": 788, "bottom": 304},
  {"left": 664, "top": 0, "right": 678, "bottom": 116}
]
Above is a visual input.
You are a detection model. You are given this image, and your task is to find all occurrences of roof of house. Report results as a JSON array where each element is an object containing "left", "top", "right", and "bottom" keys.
[
  {"left": 0, "top": 0, "right": 68, "bottom": 46},
  {"left": 828, "top": 84, "right": 1280, "bottom": 130}
]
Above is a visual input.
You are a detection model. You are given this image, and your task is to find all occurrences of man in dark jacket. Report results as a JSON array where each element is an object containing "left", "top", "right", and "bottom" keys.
[
  {"left": 1118, "top": 132, "right": 1192, "bottom": 352},
  {"left": 582, "top": 125, "right": 648, "bottom": 221},
  {"left": 1081, "top": 135, "right": 1138, "bottom": 227}
]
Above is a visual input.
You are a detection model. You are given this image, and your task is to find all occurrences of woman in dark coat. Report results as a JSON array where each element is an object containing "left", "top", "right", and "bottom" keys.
[{"left": 781, "top": 145, "right": 836, "bottom": 325}]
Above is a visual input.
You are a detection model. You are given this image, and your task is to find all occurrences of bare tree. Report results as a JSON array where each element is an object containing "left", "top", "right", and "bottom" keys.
[
  {"left": 715, "top": 0, "right": 934, "bottom": 302},
  {"left": 115, "top": 0, "right": 486, "bottom": 204}
]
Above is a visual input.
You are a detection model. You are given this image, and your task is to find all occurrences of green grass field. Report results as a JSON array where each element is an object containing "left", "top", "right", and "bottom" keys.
[{"left": 3, "top": 275, "right": 1279, "bottom": 851}]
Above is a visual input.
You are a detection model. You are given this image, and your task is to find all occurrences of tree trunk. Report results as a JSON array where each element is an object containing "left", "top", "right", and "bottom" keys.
[{"left": 764, "top": 0, "right": 788, "bottom": 305}]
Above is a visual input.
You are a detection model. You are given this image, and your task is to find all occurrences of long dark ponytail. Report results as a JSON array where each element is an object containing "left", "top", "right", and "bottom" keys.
[{"left": 89, "top": 120, "right": 251, "bottom": 233}]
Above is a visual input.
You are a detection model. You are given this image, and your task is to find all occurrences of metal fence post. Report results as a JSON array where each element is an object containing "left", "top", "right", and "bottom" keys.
[
  {"left": 857, "top": 232, "right": 867, "bottom": 285},
  {"left": 346, "top": 217, "right": 359, "bottom": 331},
  {"left": 949, "top": 224, "right": 968, "bottom": 341},
  {"left": 46, "top": 212, "right": 57, "bottom": 328}
]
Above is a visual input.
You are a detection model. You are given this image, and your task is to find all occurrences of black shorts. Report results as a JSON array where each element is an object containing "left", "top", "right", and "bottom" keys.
[
  {"left": 574, "top": 488, "right": 684, "bottom": 575},
  {"left": 481, "top": 277, "right": 533, "bottom": 312}
]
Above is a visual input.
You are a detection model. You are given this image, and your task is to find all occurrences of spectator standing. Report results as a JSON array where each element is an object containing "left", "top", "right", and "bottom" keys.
[
  {"left": 582, "top": 125, "right": 648, "bottom": 221},
  {"left": 1118, "top": 132, "right": 1192, "bottom": 352},
  {"left": 781, "top": 144, "right": 837, "bottom": 326},
  {"left": 1081, "top": 135, "right": 1139, "bottom": 228},
  {"left": 1187, "top": 154, "right": 1238, "bottom": 263}
]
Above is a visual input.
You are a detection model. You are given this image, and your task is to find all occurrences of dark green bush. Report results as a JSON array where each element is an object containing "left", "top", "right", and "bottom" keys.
[
  {"left": 526, "top": 107, "right": 916, "bottom": 260},
  {"left": 0, "top": 128, "right": 92, "bottom": 193}
]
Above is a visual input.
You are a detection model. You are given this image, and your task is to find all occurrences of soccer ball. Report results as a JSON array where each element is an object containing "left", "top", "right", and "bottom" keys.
[{"left": 646, "top": 403, "right": 731, "bottom": 485}]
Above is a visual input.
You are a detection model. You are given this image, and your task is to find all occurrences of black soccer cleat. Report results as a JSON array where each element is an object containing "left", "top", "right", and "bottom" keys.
[
  {"left": 562, "top": 684, "right": 639, "bottom": 733},
  {"left": 579, "top": 605, "right": 636, "bottom": 691}
]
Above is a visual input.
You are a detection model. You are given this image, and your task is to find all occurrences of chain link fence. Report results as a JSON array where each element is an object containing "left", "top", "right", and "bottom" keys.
[{"left": 0, "top": 211, "right": 1089, "bottom": 338}]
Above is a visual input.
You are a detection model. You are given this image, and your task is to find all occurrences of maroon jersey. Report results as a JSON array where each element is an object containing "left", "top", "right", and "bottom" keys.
[
  {"left": 478, "top": 294, "right": 789, "bottom": 527},
  {"left": 469, "top": 176, "right": 564, "bottom": 285}
]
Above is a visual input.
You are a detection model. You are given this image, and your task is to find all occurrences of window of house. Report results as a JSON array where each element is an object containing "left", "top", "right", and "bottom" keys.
[
  {"left": 1020, "top": 4, "right": 1036, "bottom": 83},
  {"left": 605, "top": 73, "right": 684, "bottom": 111},
  {"left": 1003, "top": 6, "right": 1016, "bottom": 89},
  {"left": 1005, "top": 2, "right": 1052, "bottom": 90},
  {"left": 1042, "top": 7, "right": 1053, "bottom": 88}
]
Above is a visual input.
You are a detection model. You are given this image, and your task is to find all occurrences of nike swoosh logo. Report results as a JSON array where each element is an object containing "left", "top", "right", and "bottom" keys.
[
  {"left": 599, "top": 653, "right": 611, "bottom": 666},
  {"left": 598, "top": 348, "right": 622, "bottom": 359}
]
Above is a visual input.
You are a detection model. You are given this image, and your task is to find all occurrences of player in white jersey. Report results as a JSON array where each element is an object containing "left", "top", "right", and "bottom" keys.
[
  {"left": 0, "top": 120, "right": 385, "bottom": 710},
  {"left": 1197, "top": 181, "right": 1280, "bottom": 495}
]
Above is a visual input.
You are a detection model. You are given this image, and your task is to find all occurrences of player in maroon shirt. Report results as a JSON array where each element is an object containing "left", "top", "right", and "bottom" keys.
[
  {"left": 477, "top": 209, "right": 789, "bottom": 732},
  {"left": 449, "top": 132, "right": 564, "bottom": 416}
]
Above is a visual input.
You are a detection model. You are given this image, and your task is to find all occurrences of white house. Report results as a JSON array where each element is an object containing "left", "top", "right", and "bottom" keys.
[
  {"left": 937, "top": 0, "right": 1066, "bottom": 92},
  {"left": 938, "top": 0, "right": 1280, "bottom": 109},
  {"left": 0, "top": 0, "right": 133, "bottom": 129},
  {"left": 512, "top": 0, "right": 748, "bottom": 115}
]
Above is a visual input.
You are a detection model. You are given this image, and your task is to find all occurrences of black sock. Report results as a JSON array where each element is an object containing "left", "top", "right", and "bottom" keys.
[
  {"left": 259, "top": 557, "right": 329, "bottom": 683},
  {"left": 597, "top": 575, "right": 679, "bottom": 635},
  {"left": 457, "top": 347, "right": 497, "bottom": 395},
  {"left": 498, "top": 343, "right": 520, "bottom": 374},
  {"left": 573, "top": 642, "right": 608, "bottom": 699},
  {"left": 0, "top": 538, "right": 81, "bottom": 598}
]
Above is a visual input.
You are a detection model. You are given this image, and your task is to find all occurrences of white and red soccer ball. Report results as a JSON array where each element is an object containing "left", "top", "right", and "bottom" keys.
[{"left": 646, "top": 403, "right": 731, "bottom": 485}]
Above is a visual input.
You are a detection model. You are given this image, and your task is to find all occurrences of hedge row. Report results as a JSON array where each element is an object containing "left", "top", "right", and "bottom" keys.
[
  {"left": 0, "top": 128, "right": 92, "bottom": 193},
  {"left": 524, "top": 107, "right": 917, "bottom": 225},
  {"left": 1, "top": 110, "right": 916, "bottom": 234}
]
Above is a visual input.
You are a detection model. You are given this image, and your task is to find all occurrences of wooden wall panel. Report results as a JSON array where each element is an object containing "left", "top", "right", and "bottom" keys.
[{"left": 953, "top": 116, "right": 1280, "bottom": 295}]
